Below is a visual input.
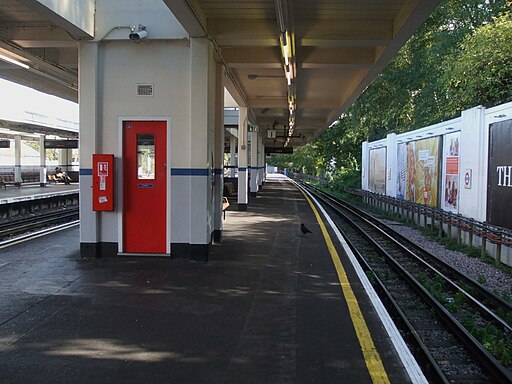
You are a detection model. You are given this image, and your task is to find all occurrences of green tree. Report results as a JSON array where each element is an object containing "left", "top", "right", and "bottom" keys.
[
  {"left": 268, "top": 143, "right": 325, "bottom": 176},
  {"left": 441, "top": 13, "right": 512, "bottom": 111},
  {"left": 269, "top": 0, "right": 511, "bottom": 190}
]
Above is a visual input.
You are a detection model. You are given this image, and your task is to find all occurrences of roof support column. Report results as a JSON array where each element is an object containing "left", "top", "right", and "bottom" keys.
[
  {"left": 259, "top": 135, "right": 265, "bottom": 187},
  {"left": 78, "top": 41, "right": 101, "bottom": 258},
  {"left": 183, "top": 37, "right": 212, "bottom": 259},
  {"left": 14, "top": 135, "right": 21, "bottom": 185},
  {"left": 237, "top": 107, "right": 248, "bottom": 210},
  {"left": 39, "top": 134, "right": 46, "bottom": 187},
  {"left": 230, "top": 136, "right": 237, "bottom": 177},
  {"left": 213, "top": 62, "right": 225, "bottom": 242},
  {"left": 250, "top": 130, "right": 259, "bottom": 196},
  {"left": 59, "top": 148, "right": 71, "bottom": 169}
]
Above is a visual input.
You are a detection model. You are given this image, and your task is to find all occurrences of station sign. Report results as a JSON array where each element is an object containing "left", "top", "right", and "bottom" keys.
[
  {"left": 265, "top": 147, "right": 293, "bottom": 154},
  {"left": 464, "top": 169, "right": 472, "bottom": 189},
  {"left": 44, "top": 139, "right": 79, "bottom": 149}
]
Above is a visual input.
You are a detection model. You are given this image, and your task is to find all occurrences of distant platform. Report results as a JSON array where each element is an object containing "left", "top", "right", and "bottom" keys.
[{"left": 0, "top": 183, "right": 79, "bottom": 205}]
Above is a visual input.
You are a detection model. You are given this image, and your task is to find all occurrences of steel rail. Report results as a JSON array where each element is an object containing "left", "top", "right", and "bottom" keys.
[
  {"left": 0, "top": 208, "right": 79, "bottom": 240},
  {"left": 307, "top": 183, "right": 512, "bottom": 323},
  {"left": 299, "top": 182, "right": 512, "bottom": 384},
  {"left": 0, "top": 220, "right": 79, "bottom": 249}
]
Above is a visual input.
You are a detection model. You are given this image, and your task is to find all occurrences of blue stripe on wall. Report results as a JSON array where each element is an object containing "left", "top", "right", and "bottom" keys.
[
  {"left": 81, "top": 168, "right": 216, "bottom": 177},
  {"left": 171, "top": 168, "right": 209, "bottom": 176},
  {"left": 80, "top": 168, "right": 263, "bottom": 176}
]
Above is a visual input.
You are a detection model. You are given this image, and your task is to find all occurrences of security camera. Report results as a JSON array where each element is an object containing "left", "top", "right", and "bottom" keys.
[
  {"left": 129, "top": 25, "right": 147, "bottom": 43},
  {"left": 129, "top": 30, "right": 147, "bottom": 41}
]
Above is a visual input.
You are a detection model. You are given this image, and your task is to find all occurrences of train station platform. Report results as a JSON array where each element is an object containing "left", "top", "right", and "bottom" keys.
[
  {"left": 0, "top": 183, "right": 79, "bottom": 204},
  {"left": 0, "top": 174, "right": 420, "bottom": 383}
]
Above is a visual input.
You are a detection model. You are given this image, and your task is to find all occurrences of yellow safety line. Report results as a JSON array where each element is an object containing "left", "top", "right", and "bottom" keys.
[{"left": 301, "top": 190, "right": 390, "bottom": 384}]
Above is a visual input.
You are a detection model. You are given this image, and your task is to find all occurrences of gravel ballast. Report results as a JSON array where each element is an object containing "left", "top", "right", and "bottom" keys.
[{"left": 381, "top": 219, "right": 512, "bottom": 299}]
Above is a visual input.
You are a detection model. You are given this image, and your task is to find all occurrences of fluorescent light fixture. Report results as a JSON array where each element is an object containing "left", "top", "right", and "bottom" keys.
[
  {"left": 0, "top": 53, "right": 29, "bottom": 69},
  {"left": 280, "top": 32, "right": 288, "bottom": 47},
  {"left": 285, "top": 69, "right": 291, "bottom": 85},
  {"left": 281, "top": 31, "right": 291, "bottom": 66}
]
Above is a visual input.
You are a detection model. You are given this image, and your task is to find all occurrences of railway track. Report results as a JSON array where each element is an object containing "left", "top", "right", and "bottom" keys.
[
  {"left": 299, "top": 182, "right": 512, "bottom": 384},
  {"left": 0, "top": 207, "right": 79, "bottom": 244}
]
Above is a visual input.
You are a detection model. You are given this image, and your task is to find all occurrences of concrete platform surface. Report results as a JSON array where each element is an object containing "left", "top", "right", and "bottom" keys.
[
  {"left": 0, "top": 183, "right": 79, "bottom": 204},
  {"left": 0, "top": 175, "right": 412, "bottom": 383}
]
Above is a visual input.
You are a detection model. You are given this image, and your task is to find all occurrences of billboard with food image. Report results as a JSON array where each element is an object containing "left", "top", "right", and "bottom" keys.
[{"left": 406, "top": 137, "right": 440, "bottom": 207}]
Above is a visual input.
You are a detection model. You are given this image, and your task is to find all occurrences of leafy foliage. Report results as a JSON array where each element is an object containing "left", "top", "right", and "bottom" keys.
[
  {"left": 441, "top": 13, "right": 512, "bottom": 110},
  {"left": 268, "top": 0, "right": 511, "bottom": 189}
]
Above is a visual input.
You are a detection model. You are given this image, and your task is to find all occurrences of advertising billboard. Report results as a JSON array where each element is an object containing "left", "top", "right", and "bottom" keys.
[
  {"left": 487, "top": 119, "right": 512, "bottom": 229},
  {"left": 442, "top": 132, "right": 460, "bottom": 213},
  {"left": 369, "top": 147, "right": 386, "bottom": 194},
  {"left": 406, "top": 136, "right": 441, "bottom": 207}
]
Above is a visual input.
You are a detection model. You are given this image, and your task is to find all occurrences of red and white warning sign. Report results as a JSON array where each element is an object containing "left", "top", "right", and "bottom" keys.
[
  {"left": 98, "top": 162, "right": 109, "bottom": 177},
  {"left": 464, "top": 169, "right": 472, "bottom": 189}
]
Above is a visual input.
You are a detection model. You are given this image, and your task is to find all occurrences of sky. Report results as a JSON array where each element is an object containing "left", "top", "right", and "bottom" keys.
[{"left": 0, "top": 78, "right": 79, "bottom": 132}]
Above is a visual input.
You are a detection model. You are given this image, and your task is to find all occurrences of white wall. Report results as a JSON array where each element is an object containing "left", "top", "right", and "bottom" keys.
[
  {"left": 101, "top": 41, "right": 190, "bottom": 244},
  {"left": 96, "top": 0, "right": 187, "bottom": 41},
  {"left": 80, "top": 0, "right": 217, "bottom": 252},
  {"left": 362, "top": 102, "right": 512, "bottom": 266},
  {"left": 361, "top": 140, "right": 369, "bottom": 190},
  {"left": 458, "top": 107, "right": 486, "bottom": 221},
  {"left": 457, "top": 103, "right": 512, "bottom": 221},
  {"left": 386, "top": 133, "right": 397, "bottom": 197},
  {"left": 364, "top": 116, "right": 463, "bottom": 201}
]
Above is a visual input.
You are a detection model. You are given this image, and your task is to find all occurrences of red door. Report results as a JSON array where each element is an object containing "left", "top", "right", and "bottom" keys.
[{"left": 123, "top": 121, "right": 167, "bottom": 253}]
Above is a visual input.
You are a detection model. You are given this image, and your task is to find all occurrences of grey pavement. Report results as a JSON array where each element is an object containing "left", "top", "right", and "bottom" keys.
[
  {"left": 0, "top": 176, "right": 410, "bottom": 383},
  {"left": 0, "top": 183, "right": 79, "bottom": 204}
]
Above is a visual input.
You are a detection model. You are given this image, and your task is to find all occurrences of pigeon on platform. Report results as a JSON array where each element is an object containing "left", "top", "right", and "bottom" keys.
[{"left": 300, "top": 223, "right": 313, "bottom": 236}]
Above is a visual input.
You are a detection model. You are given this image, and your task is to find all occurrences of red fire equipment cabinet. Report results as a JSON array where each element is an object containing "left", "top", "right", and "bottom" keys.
[{"left": 92, "top": 154, "right": 115, "bottom": 211}]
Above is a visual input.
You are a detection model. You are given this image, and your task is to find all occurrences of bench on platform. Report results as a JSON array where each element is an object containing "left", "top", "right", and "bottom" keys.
[
  {"left": 222, "top": 197, "right": 230, "bottom": 220},
  {"left": 0, "top": 175, "right": 17, "bottom": 190},
  {"left": 223, "top": 181, "right": 236, "bottom": 198},
  {"left": 47, "top": 172, "right": 73, "bottom": 184}
]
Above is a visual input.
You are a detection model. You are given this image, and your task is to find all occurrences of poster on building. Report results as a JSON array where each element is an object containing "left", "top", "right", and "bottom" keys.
[
  {"left": 396, "top": 143, "right": 406, "bottom": 200},
  {"left": 369, "top": 147, "right": 386, "bottom": 194},
  {"left": 442, "top": 132, "right": 460, "bottom": 212},
  {"left": 487, "top": 119, "right": 512, "bottom": 229},
  {"left": 405, "top": 137, "right": 440, "bottom": 207}
]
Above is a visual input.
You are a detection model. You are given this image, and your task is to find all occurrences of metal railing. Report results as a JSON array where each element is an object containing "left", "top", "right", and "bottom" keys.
[{"left": 345, "top": 187, "right": 512, "bottom": 266}]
